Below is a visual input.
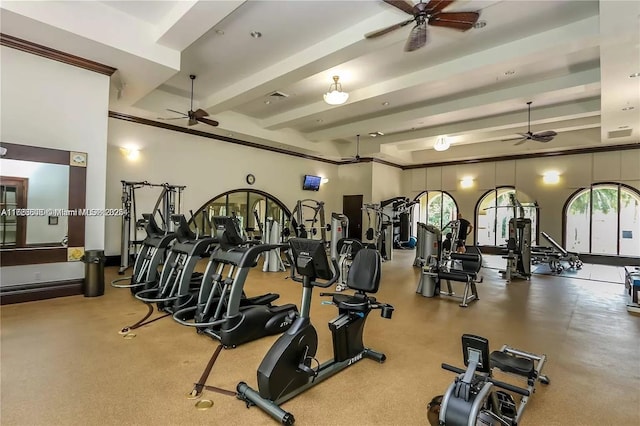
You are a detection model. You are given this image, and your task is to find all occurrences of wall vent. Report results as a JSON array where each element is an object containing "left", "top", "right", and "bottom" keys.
[
  {"left": 269, "top": 91, "right": 289, "bottom": 98},
  {"left": 608, "top": 129, "right": 633, "bottom": 139}
]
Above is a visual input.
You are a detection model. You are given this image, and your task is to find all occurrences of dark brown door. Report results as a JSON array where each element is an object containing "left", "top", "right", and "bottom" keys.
[
  {"left": 1, "top": 176, "right": 28, "bottom": 247},
  {"left": 343, "top": 195, "right": 363, "bottom": 240}
]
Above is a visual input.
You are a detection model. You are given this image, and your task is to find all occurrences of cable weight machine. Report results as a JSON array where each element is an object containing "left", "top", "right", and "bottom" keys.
[{"left": 119, "top": 180, "right": 186, "bottom": 274}]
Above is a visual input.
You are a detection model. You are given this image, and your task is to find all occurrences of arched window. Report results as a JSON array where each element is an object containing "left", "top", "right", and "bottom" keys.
[
  {"left": 414, "top": 191, "right": 458, "bottom": 231},
  {"left": 190, "top": 189, "right": 292, "bottom": 241},
  {"left": 564, "top": 183, "right": 640, "bottom": 256},
  {"left": 476, "top": 187, "right": 538, "bottom": 246}
]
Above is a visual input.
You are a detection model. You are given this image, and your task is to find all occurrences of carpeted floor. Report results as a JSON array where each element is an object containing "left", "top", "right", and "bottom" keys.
[{"left": 1, "top": 249, "right": 639, "bottom": 425}]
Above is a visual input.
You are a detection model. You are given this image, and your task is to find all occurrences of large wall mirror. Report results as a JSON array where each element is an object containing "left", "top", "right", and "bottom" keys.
[{"left": 0, "top": 142, "right": 86, "bottom": 266}]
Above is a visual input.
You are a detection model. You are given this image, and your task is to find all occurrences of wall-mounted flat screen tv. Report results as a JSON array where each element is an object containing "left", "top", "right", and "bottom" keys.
[{"left": 302, "top": 175, "right": 321, "bottom": 191}]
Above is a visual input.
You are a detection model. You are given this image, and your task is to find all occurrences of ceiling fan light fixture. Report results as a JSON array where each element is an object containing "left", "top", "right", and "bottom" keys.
[
  {"left": 323, "top": 76, "right": 349, "bottom": 105},
  {"left": 434, "top": 136, "right": 450, "bottom": 151}
]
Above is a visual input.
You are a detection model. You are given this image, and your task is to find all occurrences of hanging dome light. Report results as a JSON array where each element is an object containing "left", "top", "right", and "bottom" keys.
[
  {"left": 434, "top": 136, "right": 450, "bottom": 151},
  {"left": 323, "top": 76, "right": 349, "bottom": 105}
]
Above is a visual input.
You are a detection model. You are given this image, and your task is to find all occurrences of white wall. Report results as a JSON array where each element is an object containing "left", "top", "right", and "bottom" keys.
[
  {"left": 106, "top": 118, "right": 347, "bottom": 255},
  {"left": 402, "top": 149, "right": 640, "bottom": 245},
  {"left": 0, "top": 46, "right": 109, "bottom": 286},
  {"left": 372, "top": 162, "right": 403, "bottom": 203}
]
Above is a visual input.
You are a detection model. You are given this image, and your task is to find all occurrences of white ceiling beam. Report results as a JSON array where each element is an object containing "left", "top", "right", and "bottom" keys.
[
  {"left": 306, "top": 68, "right": 601, "bottom": 141},
  {"left": 201, "top": 10, "right": 410, "bottom": 114},
  {"left": 0, "top": 0, "right": 179, "bottom": 69},
  {"left": 598, "top": 0, "right": 640, "bottom": 144},
  {"left": 263, "top": 15, "right": 600, "bottom": 130},
  {"left": 154, "top": 1, "right": 246, "bottom": 51},
  {"left": 385, "top": 99, "right": 602, "bottom": 148}
]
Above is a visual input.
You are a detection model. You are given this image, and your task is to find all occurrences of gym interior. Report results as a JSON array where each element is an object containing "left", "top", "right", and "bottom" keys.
[{"left": 1, "top": 1, "right": 639, "bottom": 425}]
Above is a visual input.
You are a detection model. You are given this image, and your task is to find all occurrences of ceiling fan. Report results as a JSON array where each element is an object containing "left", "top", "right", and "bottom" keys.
[
  {"left": 365, "top": 0, "right": 480, "bottom": 52},
  {"left": 159, "top": 75, "right": 219, "bottom": 127},
  {"left": 341, "top": 134, "right": 363, "bottom": 162},
  {"left": 503, "top": 102, "right": 557, "bottom": 145}
]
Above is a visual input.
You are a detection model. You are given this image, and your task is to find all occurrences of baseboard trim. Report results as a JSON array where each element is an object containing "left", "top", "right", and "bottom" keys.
[
  {"left": 0, "top": 280, "right": 83, "bottom": 305},
  {"left": 105, "top": 255, "right": 120, "bottom": 267},
  {"left": 476, "top": 246, "right": 640, "bottom": 266}
]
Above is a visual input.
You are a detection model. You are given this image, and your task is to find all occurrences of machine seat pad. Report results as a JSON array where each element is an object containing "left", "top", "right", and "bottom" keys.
[
  {"left": 490, "top": 351, "right": 534, "bottom": 378},
  {"left": 439, "top": 270, "right": 475, "bottom": 283},
  {"left": 332, "top": 293, "right": 372, "bottom": 312}
]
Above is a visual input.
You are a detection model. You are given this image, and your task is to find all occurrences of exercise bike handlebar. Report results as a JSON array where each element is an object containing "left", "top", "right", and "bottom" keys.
[
  {"left": 285, "top": 251, "right": 340, "bottom": 288},
  {"left": 441, "top": 363, "right": 530, "bottom": 397}
]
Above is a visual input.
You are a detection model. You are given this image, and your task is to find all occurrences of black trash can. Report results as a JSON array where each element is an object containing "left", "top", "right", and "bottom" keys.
[{"left": 82, "top": 249, "right": 105, "bottom": 297}]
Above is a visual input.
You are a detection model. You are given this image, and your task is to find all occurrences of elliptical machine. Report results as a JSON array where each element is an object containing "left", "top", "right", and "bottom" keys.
[
  {"left": 172, "top": 216, "right": 299, "bottom": 348},
  {"left": 237, "top": 238, "right": 394, "bottom": 424},
  {"left": 111, "top": 213, "right": 177, "bottom": 295}
]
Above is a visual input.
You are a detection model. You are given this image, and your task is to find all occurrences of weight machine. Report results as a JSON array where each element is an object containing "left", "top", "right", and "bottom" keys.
[
  {"left": 329, "top": 212, "right": 348, "bottom": 260},
  {"left": 380, "top": 197, "right": 418, "bottom": 248},
  {"left": 289, "top": 199, "right": 327, "bottom": 241},
  {"left": 531, "top": 231, "right": 583, "bottom": 274},
  {"left": 413, "top": 222, "right": 441, "bottom": 267},
  {"left": 119, "top": 180, "right": 185, "bottom": 274},
  {"left": 497, "top": 194, "right": 534, "bottom": 282},
  {"left": 363, "top": 203, "right": 393, "bottom": 261}
]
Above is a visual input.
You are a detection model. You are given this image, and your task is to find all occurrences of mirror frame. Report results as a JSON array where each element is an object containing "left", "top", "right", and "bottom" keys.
[{"left": 0, "top": 142, "right": 86, "bottom": 266}]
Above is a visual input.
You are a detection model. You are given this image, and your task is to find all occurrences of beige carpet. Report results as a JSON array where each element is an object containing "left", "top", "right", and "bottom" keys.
[{"left": 1, "top": 250, "right": 639, "bottom": 425}]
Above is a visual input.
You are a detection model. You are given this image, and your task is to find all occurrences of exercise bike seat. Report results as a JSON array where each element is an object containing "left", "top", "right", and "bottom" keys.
[
  {"left": 490, "top": 351, "right": 535, "bottom": 378},
  {"left": 331, "top": 293, "right": 376, "bottom": 312}
]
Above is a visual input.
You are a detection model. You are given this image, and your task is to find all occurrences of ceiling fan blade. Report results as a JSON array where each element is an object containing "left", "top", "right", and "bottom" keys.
[
  {"left": 513, "top": 138, "right": 528, "bottom": 146},
  {"left": 531, "top": 135, "right": 554, "bottom": 143},
  {"left": 197, "top": 117, "right": 219, "bottom": 127},
  {"left": 157, "top": 117, "right": 185, "bottom": 121},
  {"left": 405, "top": 23, "right": 427, "bottom": 52},
  {"left": 365, "top": 19, "right": 415, "bottom": 38},
  {"left": 187, "top": 118, "right": 198, "bottom": 126},
  {"left": 501, "top": 133, "right": 530, "bottom": 142},
  {"left": 193, "top": 108, "right": 209, "bottom": 119},
  {"left": 426, "top": 0, "right": 455, "bottom": 14},
  {"left": 167, "top": 108, "right": 188, "bottom": 117},
  {"left": 383, "top": 0, "right": 416, "bottom": 15},
  {"left": 429, "top": 12, "right": 480, "bottom": 31},
  {"left": 533, "top": 130, "right": 557, "bottom": 138}
]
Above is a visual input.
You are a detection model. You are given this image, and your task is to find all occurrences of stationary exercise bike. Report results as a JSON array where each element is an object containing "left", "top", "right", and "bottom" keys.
[
  {"left": 429, "top": 334, "right": 550, "bottom": 426},
  {"left": 237, "top": 238, "right": 394, "bottom": 425}
]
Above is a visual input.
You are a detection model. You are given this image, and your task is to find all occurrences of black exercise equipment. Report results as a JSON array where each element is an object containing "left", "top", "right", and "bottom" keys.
[
  {"left": 237, "top": 239, "right": 394, "bottom": 424},
  {"left": 111, "top": 213, "right": 176, "bottom": 294},
  {"left": 417, "top": 246, "right": 483, "bottom": 307},
  {"left": 438, "top": 252, "right": 483, "bottom": 307},
  {"left": 334, "top": 237, "right": 364, "bottom": 291},
  {"left": 431, "top": 334, "right": 549, "bottom": 426},
  {"left": 119, "top": 180, "right": 185, "bottom": 274},
  {"left": 172, "top": 216, "right": 298, "bottom": 348},
  {"left": 498, "top": 194, "right": 537, "bottom": 282},
  {"left": 134, "top": 214, "right": 215, "bottom": 314},
  {"left": 531, "top": 231, "right": 583, "bottom": 274},
  {"left": 362, "top": 203, "right": 393, "bottom": 260},
  {"left": 290, "top": 199, "right": 327, "bottom": 241}
]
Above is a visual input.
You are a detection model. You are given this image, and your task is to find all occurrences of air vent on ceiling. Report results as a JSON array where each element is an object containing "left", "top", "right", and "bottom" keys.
[
  {"left": 608, "top": 129, "right": 633, "bottom": 139},
  {"left": 269, "top": 91, "right": 289, "bottom": 98}
]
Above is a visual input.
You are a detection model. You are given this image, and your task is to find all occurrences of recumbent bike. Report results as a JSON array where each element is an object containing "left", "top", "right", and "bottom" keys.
[
  {"left": 429, "top": 334, "right": 549, "bottom": 426},
  {"left": 237, "top": 238, "right": 394, "bottom": 425}
]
